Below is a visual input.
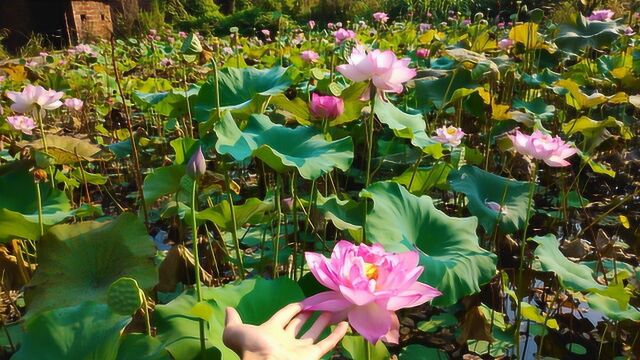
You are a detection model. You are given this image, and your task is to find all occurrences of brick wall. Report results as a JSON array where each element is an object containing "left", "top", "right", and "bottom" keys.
[{"left": 69, "top": 0, "right": 113, "bottom": 42}]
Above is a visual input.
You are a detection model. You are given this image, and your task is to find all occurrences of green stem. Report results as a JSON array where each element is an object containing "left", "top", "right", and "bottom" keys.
[
  {"left": 515, "top": 161, "right": 538, "bottom": 359},
  {"left": 365, "top": 85, "right": 376, "bottom": 187},
  {"left": 140, "top": 290, "right": 152, "bottom": 336},
  {"left": 211, "top": 59, "right": 222, "bottom": 119},
  {"left": 274, "top": 173, "right": 283, "bottom": 278},
  {"left": 190, "top": 179, "right": 206, "bottom": 357},
  {"left": 34, "top": 179, "right": 44, "bottom": 238},
  {"left": 225, "top": 170, "right": 245, "bottom": 279},
  {"left": 34, "top": 109, "right": 55, "bottom": 187},
  {"left": 290, "top": 172, "right": 299, "bottom": 281}
]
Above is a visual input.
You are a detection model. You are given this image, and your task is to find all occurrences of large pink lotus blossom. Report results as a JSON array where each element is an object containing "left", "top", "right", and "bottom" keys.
[
  {"left": 300, "top": 50, "right": 320, "bottom": 63},
  {"left": 498, "top": 38, "right": 513, "bottom": 50},
  {"left": 64, "top": 98, "right": 84, "bottom": 111},
  {"left": 302, "top": 241, "right": 441, "bottom": 344},
  {"left": 310, "top": 93, "right": 344, "bottom": 120},
  {"left": 373, "top": 12, "right": 389, "bottom": 23},
  {"left": 6, "top": 115, "right": 36, "bottom": 135},
  {"left": 6, "top": 85, "right": 64, "bottom": 113},
  {"left": 432, "top": 125, "right": 465, "bottom": 147},
  {"left": 588, "top": 9, "right": 614, "bottom": 21},
  {"left": 509, "top": 129, "right": 577, "bottom": 167},
  {"left": 333, "top": 28, "right": 356, "bottom": 43},
  {"left": 337, "top": 45, "right": 416, "bottom": 94}
]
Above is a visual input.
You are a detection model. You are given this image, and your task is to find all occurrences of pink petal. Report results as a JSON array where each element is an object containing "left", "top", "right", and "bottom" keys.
[
  {"left": 385, "top": 282, "right": 442, "bottom": 310},
  {"left": 347, "top": 302, "right": 393, "bottom": 344},
  {"left": 302, "top": 291, "right": 352, "bottom": 312},
  {"left": 305, "top": 252, "right": 340, "bottom": 291},
  {"left": 339, "top": 284, "right": 375, "bottom": 306}
]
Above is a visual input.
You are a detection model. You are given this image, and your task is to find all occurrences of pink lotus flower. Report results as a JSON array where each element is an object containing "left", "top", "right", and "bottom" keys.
[
  {"left": 160, "top": 57, "right": 174, "bottom": 67},
  {"left": 337, "top": 45, "right": 416, "bottom": 94},
  {"left": 624, "top": 26, "right": 635, "bottom": 35},
  {"left": 462, "top": 19, "right": 472, "bottom": 26},
  {"left": 416, "top": 48, "right": 430, "bottom": 58},
  {"left": 308, "top": 20, "right": 316, "bottom": 29},
  {"left": 509, "top": 129, "right": 577, "bottom": 167},
  {"left": 432, "top": 125, "right": 465, "bottom": 147},
  {"left": 39, "top": 52, "right": 49, "bottom": 57},
  {"left": 327, "top": 22, "right": 336, "bottom": 30},
  {"left": 333, "top": 28, "right": 356, "bottom": 43},
  {"left": 373, "top": 12, "right": 389, "bottom": 23},
  {"left": 64, "top": 98, "right": 84, "bottom": 111},
  {"left": 179, "top": 31, "right": 187, "bottom": 38},
  {"left": 303, "top": 241, "right": 441, "bottom": 344},
  {"left": 497, "top": 22, "right": 505, "bottom": 29},
  {"left": 588, "top": 9, "right": 614, "bottom": 21},
  {"left": 261, "top": 29, "right": 271, "bottom": 37},
  {"left": 485, "top": 201, "right": 508, "bottom": 215},
  {"left": 301, "top": 50, "right": 320, "bottom": 63},
  {"left": 419, "top": 23, "right": 431, "bottom": 32},
  {"left": 6, "top": 85, "right": 64, "bottom": 113},
  {"left": 6, "top": 115, "right": 36, "bottom": 135},
  {"left": 498, "top": 38, "right": 513, "bottom": 50},
  {"left": 310, "top": 93, "right": 344, "bottom": 120}
]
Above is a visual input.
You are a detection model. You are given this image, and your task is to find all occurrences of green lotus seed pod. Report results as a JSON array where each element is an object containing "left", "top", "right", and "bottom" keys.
[{"left": 107, "top": 277, "right": 143, "bottom": 315}]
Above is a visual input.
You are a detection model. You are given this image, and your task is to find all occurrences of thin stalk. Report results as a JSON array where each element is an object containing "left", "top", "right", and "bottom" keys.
[
  {"left": 515, "top": 161, "right": 538, "bottom": 359},
  {"left": 365, "top": 85, "right": 376, "bottom": 187},
  {"left": 225, "top": 170, "right": 245, "bottom": 279},
  {"left": 34, "top": 179, "right": 44, "bottom": 238},
  {"left": 274, "top": 173, "right": 283, "bottom": 278},
  {"left": 290, "top": 172, "right": 299, "bottom": 281},
  {"left": 190, "top": 179, "right": 205, "bottom": 357},
  {"left": 140, "top": 291, "right": 152, "bottom": 336},
  {"left": 110, "top": 36, "right": 149, "bottom": 229}
]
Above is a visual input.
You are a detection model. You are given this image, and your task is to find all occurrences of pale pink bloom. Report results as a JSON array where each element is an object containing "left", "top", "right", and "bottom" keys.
[
  {"left": 485, "top": 201, "right": 508, "bottom": 215},
  {"left": 624, "top": 26, "right": 635, "bottom": 35},
  {"left": 498, "top": 38, "right": 513, "bottom": 50},
  {"left": 300, "top": 50, "right": 320, "bottom": 63},
  {"left": 337, "top": 45, "right": 416, "bottom": 94},
  {"left": 462, "top": 19, "right": 472, "bottom": 26},
  {"left": 0, "top": 76, "right": 5, "bottom": 83},
  {"left": 39, "top": 52, "right": 48, "bottom": 57},
  {"left": 159, "top": 57, "right": 174, "bottom": 67},
  {"left": 149, "top": 29, "right": 157, "bottom": 36},
  {"left": 222, "top": 47, "right": 234, "bottom": 56},
  {"left": 327, "top": 22, "right": 336, "bottom": 30},
  {"left": 6, "top": 115, "right": 36, "bottom": 135},
  {"left": 588, "top": 9, "right": 614, "bottom": 21},
  {"left": 64, "top": 98, "right": 84, "bottom": 111},
  {"left": 336, "top": 22, "right": 343, "bottom": 28},
  {"left": 6, "top": 85, "right": 64, "bottom": 113},
  {"left": 310, "top": 93, "right": 344, "bottom": 119},
  {"left": 334, "top": 28, "right": 356, "bottom": 43},
  {"left": 373, "top": 12, "right": 389, "bottom": 23},
  {"left": 303, "top": 241, "right": 441, "bottom": 344},
  {"left": 419, "top": 23, "right": 431, "bottom": 32},
  {"left": 308, "top": 20, "right": 316, "bottom": 29},
  {"left": 432, "top": 125, "right": 465, "bottom": 147},
  {"left": 416, "top": 48, "right": 430, "bottom": 59},
  {"left": 25, "top": 61, "right": 38, "bottom": 68},
  {"left": 167, "top": 36, "right": 175, "bottom": 43},
  {"left": 74, "top": 44, "right": 93, "bottom": 54},
  {"left": 509, "top": 129, "right": 577, "bottom": 167},
  {"left": 497, "top": 22, "right": 505, "bottom": 29},
  {"left": 179, "top": 31, "right": 187, "bottom": 38},
  {"left": 261, "top": 29, "right": 270, "bottom": 36}
]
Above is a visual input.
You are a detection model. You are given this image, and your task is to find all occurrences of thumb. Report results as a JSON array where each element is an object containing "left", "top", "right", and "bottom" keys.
[{"left": 225, "top": 307, "right": 242, "bottom": 327}]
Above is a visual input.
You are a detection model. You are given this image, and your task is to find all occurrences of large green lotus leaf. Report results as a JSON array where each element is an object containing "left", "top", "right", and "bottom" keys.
[
  {"left": 155, "top": 278, "right": 304, "bottom": 360},
  {"left": 194, "top": 66, "right": 295, "bottom": 121},
  {"left": 361, "top": 182, "right": 497, "bottom": 306},
  {"left": 116, "top": 333, "right": 171, "bottom": 360},
  {"left": 315, "top": 192, "right": 366, "bottom": 231},
  {"left": 414, "top": 69, "right": 478, "bottom": 110},
  {"left": 12, "top": 302, "right": 131, "bottom": 360},
  {"left": 143, "top": 164, "right": 191, "bottom": 205},
  {"left": 214, "top": 112, "right": 353, "bottom": 180},
  {"left": 341, "top": 335, "right": 390, "bottom": 360},
  {"left": 555, "top": 15, "right": 623, "bottom": 55},
  {"left": 25, "top": 213, "right": 158, "bottom": 315},
  {"left": 195, "top": 198, "right": 273, "bottom": 231},
  {"left": 399, "top": 344, "right": 450, "bottom": 359},
  {"left": 587, "top": 293, "right": 640, "bottom": 322},
  {"left": 24, "top": 134, "right": 105, "bottom": 164},
  {"left": 393, "top": 163, "right": 452, "bottom": 195},
  {"left": 530, "top": 234, "right": 606, "bottom": 292},
  {"left": 0, "top": 162, "right": 72, "bottom": 242},
  {"left": 512, "top": 98, "right": 555, "bottom": 122},
  {"left": 448, "top": 165, "right": 532, "bottom": 234},
  {"left": 133, "top": 86, "right": 200, "bottom": 118},
  {"left": 373, "top": 95, "right": 434, "bottom": 149}
]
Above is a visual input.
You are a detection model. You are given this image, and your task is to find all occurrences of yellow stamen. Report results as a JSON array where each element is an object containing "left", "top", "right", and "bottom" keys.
[
  {"left": 364, "top": 263, "right": 378, "bottom": 280},
  {"left": 446, "top": 127, "right": 457, "bottom": 135}
]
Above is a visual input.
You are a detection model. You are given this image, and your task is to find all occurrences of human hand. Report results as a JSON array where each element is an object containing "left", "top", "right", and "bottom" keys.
[{"left": 222, "top": 303, "right": 349, "bottom": 360}]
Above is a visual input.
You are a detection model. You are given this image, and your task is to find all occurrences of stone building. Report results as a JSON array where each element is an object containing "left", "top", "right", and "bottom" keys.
[{"left": 0, "top": 0, "right": 146, "bottom": 53}]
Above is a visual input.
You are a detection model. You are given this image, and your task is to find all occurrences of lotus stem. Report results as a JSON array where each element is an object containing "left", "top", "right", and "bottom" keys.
[
  {"left": 211, "top": 59, "right": 222, "bottom": 119},
  {"left": 190, "top": 179, "right": 206, "bottom": 356},
  {"left": 140, "top": 290, "right": 152, "bottom": 336},
  {"left": 225, "top": 170, "right": 244, "bottom": 279},
  {"left": 290, "top": 172, "right": 299, "bottom": 281},
  {"left": 274, "top": 173, "right": 283, "bottom": 278}
]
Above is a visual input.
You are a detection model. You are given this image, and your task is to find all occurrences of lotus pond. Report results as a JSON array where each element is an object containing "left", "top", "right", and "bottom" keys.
[{"left": 0, "top": 6, "right": 639, "bottom": 360}]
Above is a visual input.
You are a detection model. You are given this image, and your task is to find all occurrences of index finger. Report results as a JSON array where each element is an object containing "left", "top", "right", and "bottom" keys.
[{"left": 268, "top": 302, "right": 304, "bottom": 327}]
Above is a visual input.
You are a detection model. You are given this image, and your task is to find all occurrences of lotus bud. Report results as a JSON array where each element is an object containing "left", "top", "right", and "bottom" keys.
[
  {"left": 186, "top": 146, "right": 206, "bottom": 179},
  {"left": 32, "top": 168, "right": 48, "bottom": 183}
]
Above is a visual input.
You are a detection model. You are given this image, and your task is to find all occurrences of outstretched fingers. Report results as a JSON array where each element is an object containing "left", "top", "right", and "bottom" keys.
[
  {"left": 300, "top": 312, "right": 332, "bottom": 341},
  {"left": 315, "top": 321, "right": 350, "bottom": 356},
  {"left": 285, "top": 311, "right": 312, "bottom": 337},
  {"left": 268, "top": 302, "right": 304, "bottom": 327}
]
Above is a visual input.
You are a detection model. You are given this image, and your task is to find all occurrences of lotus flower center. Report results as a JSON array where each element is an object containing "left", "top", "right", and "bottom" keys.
[
  {"left": 364, "top": 263, "right": 378, "bottom": 280},
  {"left": 446, "top": 127, "right": 457, "bottom": 135}
]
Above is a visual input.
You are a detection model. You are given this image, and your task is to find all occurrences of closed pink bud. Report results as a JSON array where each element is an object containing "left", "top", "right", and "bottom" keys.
[{"left": 310, "top": 93, "right": 344, "bottom": 120}]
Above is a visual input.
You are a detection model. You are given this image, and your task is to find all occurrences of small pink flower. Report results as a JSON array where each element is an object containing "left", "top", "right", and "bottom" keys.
[
  {"left": 509, "top": 129, "right": 577, "bottom": 167},
  {"left": 336, "top": 22, "right": 343, "bottom": 28},
  {"left": 6, "top": 85, "right": 64, "bottom": 113},
  {"left": 160, "top": 57, "right": 174, "bottom": 67},
  {"left": 432, "top": 125, "right": 465, "bottom": 147},
  {"left": 462, "top": 19, "right": 472, "bottom": 26},
  {"left": 337, "top": 45, "right": 416, "bottom": 94},
  {"left": 64, "top": 98, "right": 84, "bottom": 111},
  {"left": 302, "top": 241, "right": 441, "bottom": 344},
  {"left": 179, "top": 31, "right": 187, "bottom": 38},
  {"left": 261, "top": 29, "right": 271, "bottom": 37},
  {"left": 419, "top": 23, "right": 431, "bottom": 32},
  {"left": 624, "top": 26, "right": 635, "bottom": 35},
  {"left": 327, "top": 22, "right": 336, "bottom": 30},
  {"left": 308, "top": 20, "right": 316, "bottom": 29},
  {"left": 485, "top": 201, "right": 508, "bottom": 215},
  {"left": 498, "top": 38, "right": 513, "bottom": 50},
  {"left": 310, "top": 93, "right": 344, "bottom": 120},
  {"left": 588, "top": 9, "right": 614, "bottom": 21},
  {"left": 373, "top": 12, "right": 389, "bottom": 24},
  {"left": 416, "top": 48, "right": 430, "bottom": 59},
  {"left": 39, "top": 52, "right": 49, "bottom": 57},
  {"left": 334, "top": 28, "right": 356, "bottom": 44},
  {"left": 497, "top": 22, "right": 505, "bottom": 29},
  {"left": 167, "top": 36, "right": 175, "bottom": 43},
  {"left": 149, "top": 29, "right": 157, "bottom": 36},
  {"left": 301, "top": 50, "right": 320, "bottom": 63},
  {"left": 6, "top": 115, "right": 36, "bottom": 135}
]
